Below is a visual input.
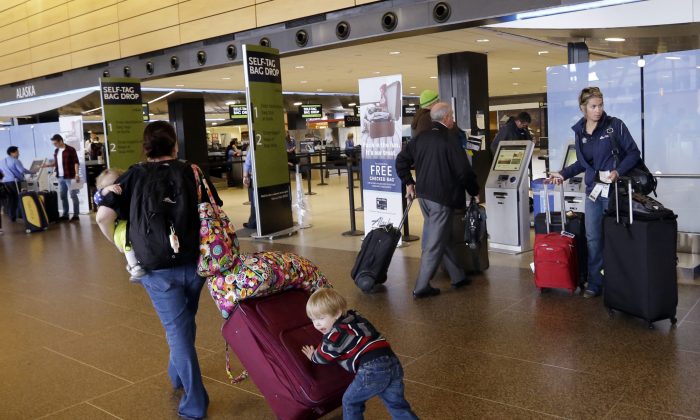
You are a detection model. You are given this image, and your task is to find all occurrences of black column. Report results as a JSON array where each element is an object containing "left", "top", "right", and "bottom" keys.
[
  {"left": 567, "top": 42, "right": 589, "bottom": 64},
  {"left": 168, "top": 97, "right": 209, "bottom": 173},
  {"left": 437, "top": 52, "right": 490, "bottom": 203}
]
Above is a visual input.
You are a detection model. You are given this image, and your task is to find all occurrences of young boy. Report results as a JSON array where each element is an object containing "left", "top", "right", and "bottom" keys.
[
  {"left": 301, "top": 288, "right": 417, "bottom": 420},
  {"left": 94, "top": 169, "right": 146, "bottom": 282}
]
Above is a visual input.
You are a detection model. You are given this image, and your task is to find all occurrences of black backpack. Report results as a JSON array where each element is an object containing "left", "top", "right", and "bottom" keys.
[
  {"left": 463, "top": 197, "right": 487, "bottom": 249},
  {"left": 128, "top": 160, "right": 199, "bottom": 270}
]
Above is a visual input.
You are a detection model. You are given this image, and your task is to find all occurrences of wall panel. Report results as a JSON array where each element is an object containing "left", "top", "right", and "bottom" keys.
[
  {"left": 117, "top": 0, "right": 179, "bottom": 21},
  {"left": 118, "top": 5, "right": 179, "bottom": 39},
  {"left": 30, "top": 38, "right": 71, "bottom": 61},
  {"left": 68, "top": 5, "right": 118, "bottom": 35},
  {"left": 178, "top": 0, "right": 253, "bottom": 23},
  {"left": 0, "top": 50, "right": 31, "bottom": 72},
  {"left": 0, "top": 34, "right": 30, "bottom": 56},
  {"left": 25, "top": 0, "right": 67, "bottom": 16},
  {"left": 120, "top": 26, "right": 181, "bottom": 57},
  {"left": 0, "top": 4, "right": 28, "bottom": 26},
  {"left": 256, "top": 0, "right": 354, "bottom": 27},
  {"left": 26, "top": 4, "right": 68, "bottom": 32},
  {"left": 0, "top": 20, "right": 29, "bottom": 43},
  {"left": 0, "top": 65, "right": 32, "bottom": 85},
  {"left": 180, "top": 6, "right": 255, "bottom": 44},
  {"left": 70, "top": 23, "right": 119, "bottom": 51},
  {"left": 71, "top": 42, "right": 120, "bottom": 68},
  {"left": 67, "top": 0, "right": 119, "bottom": 18},
  {"left": 29, "top": 21, "right": 70, "bottom": 46},
  {"left": 30, "top": 54, "right": 71, "bottom": 77}
]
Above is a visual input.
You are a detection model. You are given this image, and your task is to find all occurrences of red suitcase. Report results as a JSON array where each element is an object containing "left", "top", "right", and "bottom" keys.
[
  {"left": 222, "top": 289, "right": 353, "bottom": 419},
  {"left": 533, "top": 183, "right": 579, "bottom": 293}
]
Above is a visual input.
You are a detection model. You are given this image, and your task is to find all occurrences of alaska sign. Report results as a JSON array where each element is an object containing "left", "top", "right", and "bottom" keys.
[{"left": 16, "top": 85, "right": 36, "bottom": 99}]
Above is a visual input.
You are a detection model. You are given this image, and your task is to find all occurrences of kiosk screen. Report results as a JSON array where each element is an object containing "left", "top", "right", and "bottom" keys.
[
  {"left": 28, "top": 160, "right": 44, "bottom": 174},
  {"left": 564, "top": 145, "right": 577, "bottom": 168},
  {"left": 493, "top": 146, "right": 526, "bottom": 171}
]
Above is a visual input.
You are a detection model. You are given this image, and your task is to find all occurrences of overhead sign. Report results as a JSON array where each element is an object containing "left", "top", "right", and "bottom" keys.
[
  {"left": 299, "top": 104, "right": 322, "bottom": 118},
  {"left": 100, "top": 77, "right": 145, "bottom": 170},
  {"left": 402, "top": 105, "right": 418, "bottom": 116},
  {"left": 243, "top": 44, "right": 294, "bottom": 237},
  {"left": 344, "top": 114, "right": 361, "bottom": 127},
  {"left": 229, "top": 104, "right": 248, "bottom": 125},
  {"left": 16, "top": 85, "right": 36, "bottom": 99}
]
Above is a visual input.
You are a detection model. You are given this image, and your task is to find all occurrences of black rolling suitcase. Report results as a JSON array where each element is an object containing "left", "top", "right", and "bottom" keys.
[
  {"left": 451, "top": 197, "right": 489, "bottom": 273},
  {"left": 533, "top": 183, "right": 587, "bottom": 290},
  {"left": 19, "top": 191, "right": 49, "bottom": 233},
  {"left": 604, "top": 178, "right": 678, "bottom": 329},
  {"left": 351, "top": 199, "right": 412, "bottom": 293},
  {"left": 38, "top": 191, "right": 59, "bottom": 223}
]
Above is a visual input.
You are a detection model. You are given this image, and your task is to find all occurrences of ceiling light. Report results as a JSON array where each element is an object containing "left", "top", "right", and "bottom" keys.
[
  {"left": 516, "top": 0, "right": 640, "bottom": 20},
  {"left": 316, "top": 88, "right": 323, "bottom": 92},
  {"left": 429, "top": 76, "right": 437, "bottom": 79},
  {"left": 175, "top": 84, "right": 184, "bottom": 87},
  {"left": 637, "top": 58, "right": 646, "bottom": 67},
  {"left": 476, "top": 39, "right": 489, "bottom": 43},
  {"left": 409, "top": 92, "right": 415, "bottom": 95},
  {"left": 538, "top": 50, "right": 549, "bottom": 55},
  {"left": 293, "top": 101, "right": 303, "bottom": 106},
  {"left": 348, "top": 102, "right": 356, "bottom": 106},
  {"left": 295, "top": 65, "right": 305, "bottom": 69},
  {"left": 604, "top": 37, "right": 626, "bottom": 42},
  {"left": 300, "top": 80, "right": 308, "bottom": 84},
  {"left": 373, "top": 71, "right": 381, "bottom": 74},
  {"left": 225, "top": 101, "right": 236, "bottom": 105},
  {"left": 408, "top": 103, "right": 415, "bottom": 106},
  {"left": 409, "top": 86, "right": 416, "bottom": 89},
  {"left": 665, "top": 56, "right": 681, "bottom": 60},
  {"left": 212, "top": 123, "right": 218, "bottom": 126},
  {"left": 696, "top": 66, "right": 700, "bottom": 69},
  {"left": 148, "top": 90, "right": 175, "bottom": 104},
  {"left": 221, "top": 77, "right": 231, "bottom": 80},
  {"left": 389, "top": 51, "right": 401, "bottom": 55},
  {"left": 512, "top": 67, "right": 521, "bottom": 70},
  {"left": 512, "top": 82, "right": 519, "bottom": 86}
]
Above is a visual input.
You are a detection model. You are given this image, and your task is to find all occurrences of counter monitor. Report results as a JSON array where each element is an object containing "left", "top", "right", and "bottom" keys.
[
  {"left": 493, "top": 145, "right": 527, "bottom": 171},
  {"left": 564, "top": 144, "right": 578, "bottom": 168}
]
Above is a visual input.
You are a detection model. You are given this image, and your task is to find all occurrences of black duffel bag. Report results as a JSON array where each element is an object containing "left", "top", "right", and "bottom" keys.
[{"left": 607, "top": 185, "right": 675, "bottom": 221}]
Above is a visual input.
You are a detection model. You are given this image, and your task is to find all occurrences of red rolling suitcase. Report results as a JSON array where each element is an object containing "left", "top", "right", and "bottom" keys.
[
  {"left": 221, "top": 289, "right": 353, "bottom": 419},
  {"left": 533, "top": 183, "right": 579, "bottom": 293}
]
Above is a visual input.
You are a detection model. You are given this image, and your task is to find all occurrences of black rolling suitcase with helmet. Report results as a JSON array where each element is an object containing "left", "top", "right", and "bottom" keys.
[
  {"left": 351, "top": 199, "right": 412, "bottom": 293},
  {"left": 603, "top": 178, "right": 678, "bottom": 329},
  {"left": 451, "top": 197, "right": 489, "bottom": 273}
]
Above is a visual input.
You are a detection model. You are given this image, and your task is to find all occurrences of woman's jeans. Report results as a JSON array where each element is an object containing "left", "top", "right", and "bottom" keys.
[
  {"left": 141, "top": 263, "right": 209, "bottom": 419},
  {"left": 342, "top": 355, "right": 418, "bottom": 420},
  {"left": 584, "top": 196, "right": 609, "bottom": 294},
  {"left": 58, "top": 177, "right": 80, "bottom": 217}
]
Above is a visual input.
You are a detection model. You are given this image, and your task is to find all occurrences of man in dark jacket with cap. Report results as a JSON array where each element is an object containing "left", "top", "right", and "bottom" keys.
[
  {"left": 396, "top": 102, "right": 480, "bottom": 299},
  {"left": 490, "top": 112, "right": 532, "bottom": 154}
]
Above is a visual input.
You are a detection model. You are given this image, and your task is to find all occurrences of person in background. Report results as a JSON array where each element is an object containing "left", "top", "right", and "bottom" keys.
[
  {"left": 1, "top": 146, "right": 35, "bottom": 222},
  {"left": 410, "top": 89, "right": 439, "bottom": 138},
  {"left": 396, "top": 103, "right": 480, "bottom": 298},
  {"left": 302, "top": 288, "right": 418, "bottom": 420},
  {"left": 225, "top": 139, "right": 240, "bottom": 187},
  {"left": 49, "top": 134, "right": 81, "bottom": 222},
  {"left": 344, "top": 132, "right": 355, "bottom": 152},
  {"left": 242, "top": 150, "right": 257, "bottom": 230},
  {"left": 548, "top": 86, "right": 641, "bottom": 298},
  {"left": 286, "top": 132, "right": 299, "bottom": 169},
  {"left": 0, "top": 168, "right": 4, "bottom": 234},
  {"left": 490, "top": 111, "right": 532, "bottom": 154}
]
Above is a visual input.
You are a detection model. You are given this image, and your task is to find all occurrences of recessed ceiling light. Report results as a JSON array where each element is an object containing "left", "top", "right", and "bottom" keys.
[
  {"left": 408, "top": 103, "right": 415, "bottom": 106},
  {"left": 605, "top": 37, "right": 626, "bottom": 42},
  {"left": 316, "top": 88, "right": 323, "bottom": 92},
  {"left": 225, "top": 101, "right": 236, "bottom": 105},
  {"left": 429, "top": 76, "right": 437, "bottom": 79},
  {"left": 409, "top": 92, "right": 415, "bottom": 95},
  {"left": 295, "top": 65, "right": 305, "bottom": 69},
  {"left": 300, "top": 80, "right": 308, "bottom": 84},
  {"left": 175, "top": 84, "right": 184, "bottom": 87},
  {"left": 389, "top": 51, "right": 401, "bottom": 55},
  {"left": 512, "top": 67, "right": 521, "bottom": 70},
  {"left": 665, "top": 56, "right": 681, "bottom": 60},
  {"left": 293, "top": 101, "right": 303, "bottom": 106},
  {"left": 476, "top": 39, "right": 489, "bottom": 43},
  {"left": 409, "top": 86, "right": 416, "bottom": 89},
  {"left": 221, "top": 77, "right": 231, "bottom": 80},
  {"left": 512, "top": 82, "right": 519, "bottom": 86},
  {"left": 212, "top": 122, "right": 217, "bottom": 126},
  {"left": 373, "top": 71, "right": 381, "bottom": 74},
  {"left": 538, "top": 50, "right": 549, "bottom": 55},
  {"left": 348, "top": 102, "right": 356, "bottom": 106}
]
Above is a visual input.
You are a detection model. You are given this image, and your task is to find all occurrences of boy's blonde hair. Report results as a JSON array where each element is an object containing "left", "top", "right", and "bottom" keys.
[
  {"left": 96, "top": 168, "right": 124, "bottom": 189},
  {"left": 306, "top": 288, "right": 347, "bottom": 318}
]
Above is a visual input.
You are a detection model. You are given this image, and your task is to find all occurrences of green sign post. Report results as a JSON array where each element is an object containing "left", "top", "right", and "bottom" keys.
[
  {"left": 100, "top": 77, "right": 144, "bottom": 170},
  {"left": 243, "top": 44, "right": 294, "bottom": 237}
]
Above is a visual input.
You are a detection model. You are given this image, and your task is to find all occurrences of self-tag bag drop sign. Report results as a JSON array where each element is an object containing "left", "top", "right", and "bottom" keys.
[
  {"left": 247, "top": 52, "right": 282, "bottom": 84},
  {"left": 101, "top": 82, "right": 142, "bottom": 105}
]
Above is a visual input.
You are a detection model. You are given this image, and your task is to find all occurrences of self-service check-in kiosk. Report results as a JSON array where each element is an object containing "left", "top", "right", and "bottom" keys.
[
  {"left": 486, "top": 140, "right": 535, "bottom": 254},
  {"left": 561, "top": 143, "right": 586, "bottom": 213},
  {"left": 24, "top": 159, "right": 48, "bottom": 192}
]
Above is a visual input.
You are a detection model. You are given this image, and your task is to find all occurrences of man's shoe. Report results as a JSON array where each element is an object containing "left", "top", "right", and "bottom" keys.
[
  {"left": 413, "top": 286, "right": 440, "bottom": 299},
  {"left": 242, "top": 222, "right": 256, "bottom": 229},
  {"left": 452, "top": 278, "right": 472, "bottom": 289},
  {"left": 583, "top": 289, "right": 601, "bottom": 298},
  {"left": 58, "top": 216, "right": 69, "bottom": 222},
  {"left": 70, "top": 216, "right": 79, "bottom": 222}
]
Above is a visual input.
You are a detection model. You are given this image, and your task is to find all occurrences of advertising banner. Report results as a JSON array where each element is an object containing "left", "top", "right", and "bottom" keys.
[
  {"left": 243, "top": 44, "right": 294, "bottom": 237},
  {"left": 100, "top": 77, "right": 144, "bottom": 171},
  {"left": 359, "top": 75, "right": 404, "bottom": 233}
]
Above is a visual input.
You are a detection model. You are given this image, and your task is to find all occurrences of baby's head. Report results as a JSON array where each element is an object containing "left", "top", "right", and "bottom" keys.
[
  {"left": 96, "top": 168, "right": 124, "bottom": 189},
  {"left": 306, "top": 288, "right": 347, "bottom": 334}
]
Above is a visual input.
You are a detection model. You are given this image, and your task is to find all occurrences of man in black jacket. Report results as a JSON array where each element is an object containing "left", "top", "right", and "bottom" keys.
[
  {"left": 396, "top": 103, "right": 480, "bottom": 298},
  {"left": 490, "top": 111, "right": 532, "bottom": 154}
]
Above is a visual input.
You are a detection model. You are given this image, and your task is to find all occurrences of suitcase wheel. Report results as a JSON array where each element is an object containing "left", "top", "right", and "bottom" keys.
[
  {"left": 25, "top": 229, "right": 31, "bottom": 234},
  {"left": 606, "top": 307, "right": 614, "bottom": 319},
  {"left": 647, "top": 322, "right": 655, "bottom": 330},
  {"left": 671, "top": 317, "right": 678, "bottom": 326},
  {"left": 356, "top": 275, "right": 375, "bottom": 293},
  {"left": 539, "top": 287, "right": 550, "bottom": 294}
]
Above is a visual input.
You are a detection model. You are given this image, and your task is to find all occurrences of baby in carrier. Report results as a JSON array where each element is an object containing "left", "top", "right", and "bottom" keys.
[{"left": 94, "top": 169, "right": 146, "bottom": 282}]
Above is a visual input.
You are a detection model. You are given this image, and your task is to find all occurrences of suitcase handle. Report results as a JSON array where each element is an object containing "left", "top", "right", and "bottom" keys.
[
  {"left": 542, "top": 182, "right": 566, "bottom": 234},
  {"left": 613, "top": 176, "right": 634, "bottom": 225},
  {"left": 397, "top": 198, "right": 413, "bottom": 231}
]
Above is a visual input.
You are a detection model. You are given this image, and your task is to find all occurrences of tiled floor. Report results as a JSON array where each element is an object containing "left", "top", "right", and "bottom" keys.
[{"left": 1, "top": 174, "right": 700, "bottom": 419}]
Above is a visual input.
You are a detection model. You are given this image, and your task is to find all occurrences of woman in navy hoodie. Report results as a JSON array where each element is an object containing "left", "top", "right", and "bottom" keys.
[{"left": 549, "top": 87, "right": 640, "bottom": 298}]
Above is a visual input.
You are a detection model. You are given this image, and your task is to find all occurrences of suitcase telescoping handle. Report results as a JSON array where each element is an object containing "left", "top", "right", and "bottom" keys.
[
  {"left": 613, "top": 176, "right": 634, "bottom": 225},
  {"left": 543, "top": 181, "right": 566, "bottom": 234},
  {"left": 397, "top": 197, "right": 413, "bottom": 231}
]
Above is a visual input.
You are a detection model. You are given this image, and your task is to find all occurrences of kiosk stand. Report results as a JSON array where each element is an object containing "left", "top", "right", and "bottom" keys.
[
  {"left": 485, "top": 140, "right": 535, "bottom": 254},
  {"left": 561, "top": 143, "right": 586, "bottom": 213}
]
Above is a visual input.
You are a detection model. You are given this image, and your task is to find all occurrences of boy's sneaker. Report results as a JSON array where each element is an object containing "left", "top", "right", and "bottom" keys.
[
  {"left": 583, "top": 289, "right": 601, "bottom": 298},
  {"left": 127, "top": 264, "right": 147, "bottom": 283}
]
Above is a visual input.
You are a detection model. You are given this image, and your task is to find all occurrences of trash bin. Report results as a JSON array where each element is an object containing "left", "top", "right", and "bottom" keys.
[{"left": 531, "top": 178, "right": 559, "bottom": 215}]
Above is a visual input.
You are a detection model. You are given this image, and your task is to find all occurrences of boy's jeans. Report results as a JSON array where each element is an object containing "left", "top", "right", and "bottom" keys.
[{"left": 342, "top": 354, "right": 418, "bottom": 420}]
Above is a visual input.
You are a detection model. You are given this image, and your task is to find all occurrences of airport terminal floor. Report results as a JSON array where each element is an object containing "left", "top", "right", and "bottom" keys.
[{"left": 2, "top": 174, "right": 700, "bottom": 419}]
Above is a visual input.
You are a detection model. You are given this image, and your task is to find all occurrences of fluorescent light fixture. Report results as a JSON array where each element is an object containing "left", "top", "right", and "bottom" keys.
[
  {"left": 175, "top": 84, "right": 184, "bottom": 87},
  {"left": 605, "top": 37, "right": 626, "bottom": 42},
  {"left": 348, "top": 102, "right": 356, "bottom": 106},
  {"left": 225, "top": 101, "right": 236, "bottom": 105},
  {"left": 293, "top": 102, "right": 303, "bottom": 106},
  {"left": 665, "top": 56, "right": 681, "bottom": 60},
  {"left": 429, "top": 76, "right": 437, "bottom": 79},
  {"left": 205, "top": 118, "right": 226, "bottom": 121},
  {"left": 221, "top": 77, "right": 231, "bottom": 80},
  {"left": 148, "top": 90, "right": 176, "bottom": 104},
  {"left": 409, "top": 86, "right": 416, "bottom": 89},
  {"left": 516, "top": 0, "right": 641, "bottom": 19},
  {"left": 81, "top": 106, "right": 102, "bottom": 114},
  {"left": 300, "top": 80, "right": 308, "bottom": 84},
  {"left": 212, "top": 123, "right": 218, "bottom": 126},
  {"left": 389, "top": 51, "right": 401, "bottom": 55},
  {"left": 476, "top": 39, "right": 489, "bottom": 43},
  {"left": 316, "top": 88, "right": 323, "bottom": 92},
  {"left": 295, "top": 65, "right": 305, "bottom": 69},
  {"left": 512, "top": 67, "right": 521, "bottom": 70},
  {"left": 373, "top": 71, "right": 381, "bottom": 74},
  {"left": 538, "top": 50, "right": 549, "bottom": 55},
  {"left": 512, "top": 82, "right": 519, "bottom": 86},
  {"left": 409, "top": 92, "right": 415, "bottom": 95},
  {"left": 408, "top": 103, "right": 415, "bottom": 106}
]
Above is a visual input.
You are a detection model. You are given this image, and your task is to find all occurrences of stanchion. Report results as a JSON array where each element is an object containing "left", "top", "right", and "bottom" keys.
[
  {"left": 317, "top": 150, "right": 328, "bottom": 186},
  {"left": 303, "top": 159, "right": 316, "bottom": 195},
  {"left": 355, "top": 156, "right": 364, "bottom": 211},
  {"left": 401, "top": 184, "right": 419, "bottom": 242},
  {"left": 342, "top": 158, "right": 364, "bottom": 237}
]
